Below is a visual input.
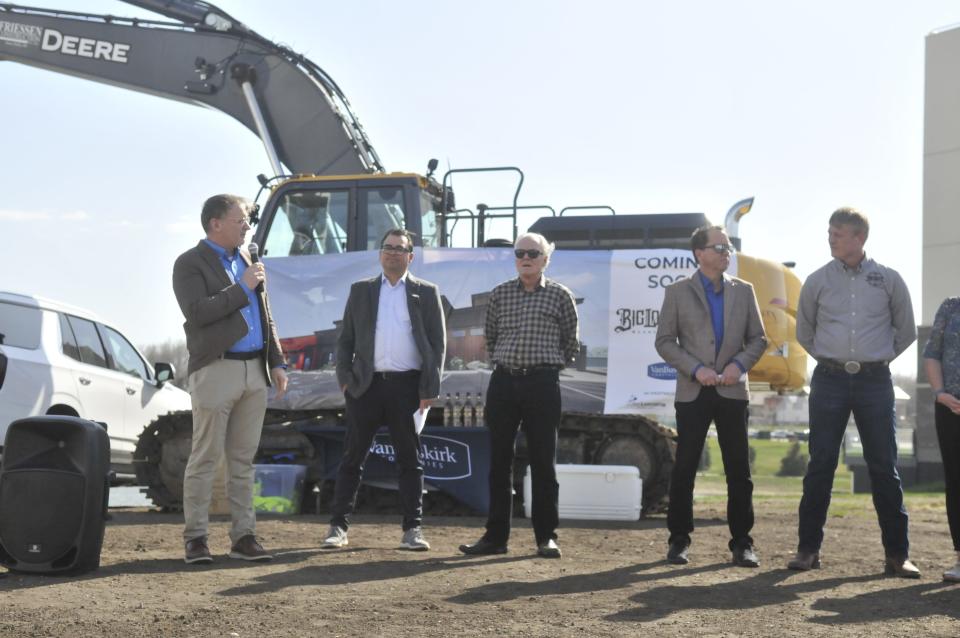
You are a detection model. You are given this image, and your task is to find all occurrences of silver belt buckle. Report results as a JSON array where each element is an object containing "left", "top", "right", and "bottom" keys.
[{"left": 843, "top": 361, "right": 861, "bottom": 374}]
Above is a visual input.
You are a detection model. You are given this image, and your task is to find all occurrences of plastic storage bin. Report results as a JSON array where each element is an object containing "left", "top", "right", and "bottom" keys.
[
  {"left": 253, "top": 464, "right": 307, "bottom": 514},
  {"left": 524, "top": 464, "right": 642, "bottom": 521}
]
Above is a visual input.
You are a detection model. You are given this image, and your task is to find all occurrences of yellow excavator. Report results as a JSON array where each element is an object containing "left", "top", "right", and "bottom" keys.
[{"left": 1, "top": 0, "right": 806, "bottom": 514}]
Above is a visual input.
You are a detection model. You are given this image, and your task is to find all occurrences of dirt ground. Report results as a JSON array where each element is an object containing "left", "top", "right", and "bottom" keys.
[{"left": 1, "top": 499, "right": 958, "bottom": 637}]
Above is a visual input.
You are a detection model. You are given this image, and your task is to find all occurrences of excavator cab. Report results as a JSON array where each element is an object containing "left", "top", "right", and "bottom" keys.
[{"left": 254, "top": 173, "right": 444, "bottom": 255}]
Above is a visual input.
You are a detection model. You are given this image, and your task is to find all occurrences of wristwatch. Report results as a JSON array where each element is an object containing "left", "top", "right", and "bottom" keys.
[{"left": 933, "top": 388, "right": 945, "bottom": 398}]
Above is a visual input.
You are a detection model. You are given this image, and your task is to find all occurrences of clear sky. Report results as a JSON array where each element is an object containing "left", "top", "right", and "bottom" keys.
[{"left": 2, "top": 0, "right": 957, "bottom": 377}]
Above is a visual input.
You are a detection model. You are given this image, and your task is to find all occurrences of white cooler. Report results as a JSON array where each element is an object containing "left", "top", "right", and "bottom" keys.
[{"left": 524, "top": 464, "right": 642, "bottom": 521}]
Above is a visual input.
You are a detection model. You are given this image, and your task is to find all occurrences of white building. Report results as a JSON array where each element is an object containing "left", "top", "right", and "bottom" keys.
[{"left": 917, "top": 24, "right": 960, "bottom": 477}]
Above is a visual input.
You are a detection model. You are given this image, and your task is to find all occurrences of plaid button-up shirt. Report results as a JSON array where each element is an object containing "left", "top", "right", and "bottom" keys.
[{"left": 485, "top": 275, "right": 579, "bottom": 368}]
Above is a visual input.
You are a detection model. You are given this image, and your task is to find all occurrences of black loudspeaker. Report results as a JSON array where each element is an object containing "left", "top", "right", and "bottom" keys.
[{"left": 0, "top": 416, "right": 110, "bottom": 574}]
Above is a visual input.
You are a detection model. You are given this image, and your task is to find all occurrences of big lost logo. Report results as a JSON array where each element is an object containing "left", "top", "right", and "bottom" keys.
[
  {"left": 613, "top": 307, "right": 659, "bottom": 333},
  {"left": 369, "top": 434, "right": 472, "bottom": 480}
]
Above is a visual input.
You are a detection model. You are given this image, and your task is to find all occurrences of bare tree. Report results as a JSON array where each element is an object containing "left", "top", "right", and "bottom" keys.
[{"left": 140, "top": 339, "right": 189, "bottom": 390}]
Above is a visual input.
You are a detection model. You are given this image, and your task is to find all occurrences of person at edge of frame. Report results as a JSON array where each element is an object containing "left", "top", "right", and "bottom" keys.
[{"left": 923, "top": 295, "right": 960, "bottom": 582}]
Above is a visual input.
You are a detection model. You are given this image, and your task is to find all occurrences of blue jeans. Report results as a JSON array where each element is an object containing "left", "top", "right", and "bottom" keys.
[{"left": 797, "top": 364, "right": 909, "bottom": 556}]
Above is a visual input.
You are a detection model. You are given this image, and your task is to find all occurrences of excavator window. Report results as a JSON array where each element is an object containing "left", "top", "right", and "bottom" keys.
[
  {"left": 361, "top": 188, "right": 406, "bottom": 251},
  {"left": 419, "top": 191, "right": 440, "bottom": 248},
  {"left": 262, "top": 191, "right": 349, "bottom": 257}
]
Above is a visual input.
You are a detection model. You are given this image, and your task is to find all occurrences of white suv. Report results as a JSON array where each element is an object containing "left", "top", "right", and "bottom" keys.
[{"left": 0, "top": 291, "right": 191, "bottom": 481}]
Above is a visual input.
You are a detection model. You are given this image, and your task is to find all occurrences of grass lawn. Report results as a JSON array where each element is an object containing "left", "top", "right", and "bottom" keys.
[{"left": 693, "top": 436, "right": 945, "bottom": 516}]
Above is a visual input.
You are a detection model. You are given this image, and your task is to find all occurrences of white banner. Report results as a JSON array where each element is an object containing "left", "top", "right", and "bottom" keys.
[
  {"left": 602, "top": 250, "right": 737, "bottom": 416},
  {"left": 263, "top": 246, "right": 738, "bottom": 417}
]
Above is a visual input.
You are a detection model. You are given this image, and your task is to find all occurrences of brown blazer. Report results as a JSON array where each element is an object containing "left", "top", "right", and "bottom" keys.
[
  {"left": 172, "top": 240, "right": 284, "bottom": 379},
  {"left": 655, "top": 272, "right": 767, "bottom": 402}
]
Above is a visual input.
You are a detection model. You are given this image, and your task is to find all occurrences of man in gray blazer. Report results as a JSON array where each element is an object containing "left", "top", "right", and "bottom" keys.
[
  {"left": 321, "top": 228, "right": 446, "bottom": 551},
  {"left": 655, "top": 225, "right": 767, "bottom": 567},
  {"left": 173, "top": 193, "right": 287, "bottom": 565}
]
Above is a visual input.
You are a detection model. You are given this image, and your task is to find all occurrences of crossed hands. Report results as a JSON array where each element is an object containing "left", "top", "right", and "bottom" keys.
[
  {"left": 936, "top": 392, "right": 960, "bottom": 415},
  {"left": 695, "top": 363, "right": 743, "bottom": 387}
]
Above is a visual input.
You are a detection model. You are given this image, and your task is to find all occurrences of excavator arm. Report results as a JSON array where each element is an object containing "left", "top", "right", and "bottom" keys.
[{"left": 0, "top": 0, "right": 383, "bottom": 176}]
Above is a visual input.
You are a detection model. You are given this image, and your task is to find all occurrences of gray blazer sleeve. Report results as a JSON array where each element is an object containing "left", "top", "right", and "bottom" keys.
[
  {"left": 655, "top": 283, "right": 703, "bottom": 379},
  {"left": 335, "top": 283, "right": 359, "bottom": 389},
  {"left": 419, "top": 282, "right": 447, "bottom": 399},
  {"left": 729, "top": 283, "right": 767, "bottom": 372}
]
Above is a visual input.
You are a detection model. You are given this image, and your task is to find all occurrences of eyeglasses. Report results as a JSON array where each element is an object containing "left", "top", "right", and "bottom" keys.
[
  {"left": 514, "top": 249, "right": 543, "bottom": 259},
  {"left": 381, "top": 244, "right": 413, "bottom": 254},
  {"left": 224, "top": 216, "right": 250, "bottom": 226},
  {"left": 705, "top": 244, "right": 734, "bottom": 254}
]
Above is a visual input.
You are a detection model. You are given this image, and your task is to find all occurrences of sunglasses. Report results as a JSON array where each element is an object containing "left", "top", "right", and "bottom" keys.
[
  {"left": 705, "top": 244, "right": 734, "bottom": 254},
  {"left": 514, "top": 249, "right": 543, "bottom": 259},
  {"left": 381, "top": 244, "right": 413, "bottom": 254}
]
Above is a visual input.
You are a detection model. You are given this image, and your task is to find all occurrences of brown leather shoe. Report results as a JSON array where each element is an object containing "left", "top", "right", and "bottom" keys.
[
  {"left": 229, "top": 535, "right": 273, "bottom": 562},
  {"left": 184, "top": 536, "right": 213, "bottom": 564},
  {"left": 885, "top": 556, "right": 921, "bottom": 579},
  {"left": 787, "top": 550, "right": 820, "bottom": 571}
]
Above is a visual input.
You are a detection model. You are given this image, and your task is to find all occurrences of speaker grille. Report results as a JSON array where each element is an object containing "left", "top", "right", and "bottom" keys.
[{"left": 0, "top": 470, "right": 85, "bottom": 563}]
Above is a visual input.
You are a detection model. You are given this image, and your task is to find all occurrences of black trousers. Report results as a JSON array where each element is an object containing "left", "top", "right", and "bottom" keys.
[
  {"left": 935, "top": 402, "right": 960, "bottom": 551},
  {"left": 668, "top": 386, "right": 754, "bottom": 551},
  {"left": 483, "top": 367, "right": 561, "bottom": 545},
  {"left": 329, "top": 373, "right": 423, "bottom": 531}
]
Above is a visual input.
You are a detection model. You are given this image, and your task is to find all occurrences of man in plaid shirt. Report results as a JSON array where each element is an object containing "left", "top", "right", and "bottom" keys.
[{"left": 459, "top": 232, "right": 579, "bottom": 559}]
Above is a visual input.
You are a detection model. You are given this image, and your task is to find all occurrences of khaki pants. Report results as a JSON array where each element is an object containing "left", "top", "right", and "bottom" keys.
[{"left": 183, "top": 358, "right": 268, "bottom": 543}]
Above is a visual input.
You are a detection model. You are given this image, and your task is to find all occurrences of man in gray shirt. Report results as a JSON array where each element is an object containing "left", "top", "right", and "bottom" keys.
[{"left": 788, "top": 207, "right": 918, "bottom": 578}]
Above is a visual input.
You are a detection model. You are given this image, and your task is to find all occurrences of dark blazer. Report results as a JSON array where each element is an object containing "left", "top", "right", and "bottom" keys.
[
  {"left": 655, "top": 273, "right": 767, "bottom": 402},
  {"left": 336, "top": 274, "right": 446, "bottom": 399},
  {"left": 172, "top": 240, "right": 284, "bottom": 378}
]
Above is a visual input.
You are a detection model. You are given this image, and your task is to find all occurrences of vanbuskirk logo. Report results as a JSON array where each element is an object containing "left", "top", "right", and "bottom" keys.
[{"left": 647, "top": 362, "right": 677, "bottom": 380}]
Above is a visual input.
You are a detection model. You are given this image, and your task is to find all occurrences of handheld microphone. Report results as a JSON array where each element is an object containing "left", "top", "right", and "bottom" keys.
[{"left": 248, "top": 242, "right": 264, "bottom": 293}]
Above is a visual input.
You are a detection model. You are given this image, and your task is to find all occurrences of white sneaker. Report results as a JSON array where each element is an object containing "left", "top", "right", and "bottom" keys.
[
  {"left": 943, "top": 560, "right": 960, "bottom": 583},
  {"left": 321, "top": 525, "right": 348, "bottom": 549},
  {"left": 399, "top": 527, "right": 430, "bottom": 551}
]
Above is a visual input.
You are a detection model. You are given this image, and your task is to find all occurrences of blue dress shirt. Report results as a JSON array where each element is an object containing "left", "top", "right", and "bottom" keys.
[
  {"left": 203, "top": 239, "right": 264, "bottom": 354},
  {"left": 698, "top": 271, "right": 724, "bottom": 356},
  {"left": 690, "top": 271, "right": 745, "bottom": 379}
]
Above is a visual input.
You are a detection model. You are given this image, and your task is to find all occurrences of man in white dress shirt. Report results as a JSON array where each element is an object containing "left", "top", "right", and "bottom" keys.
[{"left": 321, "top": 229, "right": 446, "bottom": 551}]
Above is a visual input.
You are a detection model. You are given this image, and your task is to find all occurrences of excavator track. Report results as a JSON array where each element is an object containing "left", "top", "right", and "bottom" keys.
[
  {"left": 133, "top": 409, "right": 322, "bottom": 511},
  {"left": 135, "top": 408, "right": 676, "bottom": 516}
]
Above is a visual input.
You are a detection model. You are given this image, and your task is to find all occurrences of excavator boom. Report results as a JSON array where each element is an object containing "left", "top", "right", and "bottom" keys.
[{"left": 0, "top": 1, "right": 382, "bottom": 175}]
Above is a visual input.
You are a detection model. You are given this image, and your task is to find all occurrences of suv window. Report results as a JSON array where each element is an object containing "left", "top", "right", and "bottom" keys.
[
  {"left": 0, "top": 301, "right": 42, "bottom": 349},
  {"left": 66, "top": 315, "right": 108, "bottom": 368},
  {"left": 59, "top": 313, "right": 81, "bottom": 361},
  {"left": 101, "top": 325, "right": 150, "bottom": 381}
]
